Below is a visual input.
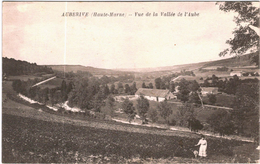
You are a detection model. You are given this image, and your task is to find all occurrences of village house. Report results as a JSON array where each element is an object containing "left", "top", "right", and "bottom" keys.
[
  {"left": 135, "top": 88, "right": 176, "bottom": 102},
  {"left": 200, "top": 87, "right": 219, "bottom": 96},
  {"left": 171, "top": 75, "right": 196, "bottom": 83},
  {"left": 230, "top": 71, "right": 243, "bottom": 77}
]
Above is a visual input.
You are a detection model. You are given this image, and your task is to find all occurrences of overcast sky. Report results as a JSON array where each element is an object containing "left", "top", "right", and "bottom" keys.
[{"left": 3, "top": 2, "right": 239, "bottom": 69}]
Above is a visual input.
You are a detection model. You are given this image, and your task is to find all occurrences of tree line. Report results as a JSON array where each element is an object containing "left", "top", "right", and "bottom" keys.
[
  {"left": 11, "top": 71, "right": 139, "bottom": 112},
  {"left": 3, "top": 57, "right": 53, "bottom": 76},
  {"left": 207, "top": 82, "right": 259, "bottom": 140},
  {"left": 141, "top": 71, "right": 196, "bottom": 92},
  {"left": 201, "top": 74, "right": 259, "bottom": 95}
]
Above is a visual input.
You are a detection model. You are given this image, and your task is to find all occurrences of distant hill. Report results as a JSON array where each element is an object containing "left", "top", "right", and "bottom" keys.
[
  {"left": 3, "top": 57, "right": 54, "bottom": 76},
  {"left": 202, "top": 51, "right": 259, "bottom": 68},
  {"left": 114, "top": 51, "right": 259, "bottom": 73},
  {"left": 46, "top": 65, "right": 132, "bottom": 76},
  {"left": 31, "top": 51, "right": 259, "bottom": 77},
  {"left": 114, "top": 62, "right": 208, "bottom": 73}
]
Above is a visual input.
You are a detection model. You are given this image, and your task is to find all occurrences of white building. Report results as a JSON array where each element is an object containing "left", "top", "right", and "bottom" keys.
[
  {"left": 200, "top": 87, "right": 219, "bottom": 96},
  {"left": 230, "top": 71, "right": 243, "bottom": 77},
  {"left": 135, "top": 88, "right": 176, "bottom": 102}
]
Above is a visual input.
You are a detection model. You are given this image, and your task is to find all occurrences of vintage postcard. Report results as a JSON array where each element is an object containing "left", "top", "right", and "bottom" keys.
[{"left": 2, "top": 2, "right": 259, "bottom": 163}]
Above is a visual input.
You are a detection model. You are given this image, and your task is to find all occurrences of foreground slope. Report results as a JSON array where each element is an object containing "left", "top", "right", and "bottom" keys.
[{"left": 3, "top": 113, "right": 257, "bottom": 163}]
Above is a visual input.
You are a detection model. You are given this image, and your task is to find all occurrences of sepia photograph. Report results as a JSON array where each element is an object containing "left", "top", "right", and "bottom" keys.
[{"left": 2, "top": 1, "right": 260, "bottom": 163}]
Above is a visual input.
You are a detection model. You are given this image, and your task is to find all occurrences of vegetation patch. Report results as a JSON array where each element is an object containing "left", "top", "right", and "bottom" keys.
[{"left": 3, "top": 113, "right": 254, "bottom": 163}]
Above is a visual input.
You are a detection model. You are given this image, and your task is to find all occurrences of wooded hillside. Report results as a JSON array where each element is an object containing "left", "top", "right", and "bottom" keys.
[{"left": 3, "top": 57, "right": 54, "bottom": 76}]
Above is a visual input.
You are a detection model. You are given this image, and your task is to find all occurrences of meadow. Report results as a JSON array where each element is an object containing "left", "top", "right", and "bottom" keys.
[
  {"left": 7, "top": 75, "right": 41, "bottom": 81},
  {"left": 3, "top": 113, "right": 255, "bottom": 163}
]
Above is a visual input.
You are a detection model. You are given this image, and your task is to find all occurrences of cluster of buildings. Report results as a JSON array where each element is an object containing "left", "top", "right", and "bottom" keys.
[
  {"left": 230, "top": 71, "right": 259, "bottom": 77},
  {"left": 134, "top": 75, "right": 220, "bottom": 102},
  {"left": 133, "top": 67, "right": 259, "bottom": 102},
  {"left": 134, "top": 87, "right": 219, "bottom": 102}
]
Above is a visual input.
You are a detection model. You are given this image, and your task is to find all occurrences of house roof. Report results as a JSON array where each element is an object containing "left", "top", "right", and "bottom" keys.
[
  {"left": 201, "top": 87, "right": 218, "bottom": 92},
  {"left": 171, "top": 75, "right": 198, "bottom": 82},
  {"left": 135, "top": 88, "right": 172, "bottom": 98},
  {"left": 230, "top": 71, "right": 243, "bottom": 74}
]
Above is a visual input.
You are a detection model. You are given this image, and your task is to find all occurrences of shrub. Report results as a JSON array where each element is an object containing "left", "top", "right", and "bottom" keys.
[
  {"left": 207, "top": 94, "right": 216, "bottom": 105},
  {"left": 167, "top": 115, "right": 176, "bottom": 126},
  {"left": 207, "top": 109, "right": 235, "bottom": 136},
  {"left": 148, "top": 107, "right": 158, "bottom": 123},
  {"left": 95, "top": 113, "right": 106, "bottom": 120},
  {"left": 188, "top": 118, "right": 203, "bottom": 132}
]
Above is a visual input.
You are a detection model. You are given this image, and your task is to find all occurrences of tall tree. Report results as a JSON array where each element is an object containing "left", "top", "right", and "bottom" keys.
[
  {"left": 136, "top": 95, "right": 150, "bottom": 123},
  {"left": 175, "top": 103, "right": 196, "bottom": 127},
  {"left": 12, "top": 79, "right": 22, "bottom": 93},
  {"left": 130, "top": 82, "right": 138, "bottom": 95},
  {"left": 66, "top": 81, "right": 74, "bottom": 94},
  {"left": 122, "top": 98, "right": 136, "bottom": 123},
  {"left": 217, "top": 2, "right": 259, "bottom": 64},
  {"left": 232, "top": 83, "right": 259, "bottom": 138},
  {"left": 110, "top": 83, "right": 116, "bottom": 94},
  {"left": 160, "top": 81, "right": 166, "bottom": 89},
  {"left": 117, "top": 82, "right": 124, "bottom": 94},
  {"left": 224, "top": 75, "right": 240, "bottom": 94},
  {"left": 207, "top": 94, "right": 217, "bottom": 105},
  {"left": 177, "top": 79, "right": 190, "bottom": 102},
  {"left": 148, "top": 83, "right": 154, "bottom": 89},
  {"left": 155, "top": 77, "right": 162, "bottom": 89},
  {"left": 125, "top": 84, "right": 131, "bottom": 94},
  {"left": 188, "top": 92, "right": 201, "bottom": 104},
  {"left": 187, "top": 80, "right": 201, "bottom": 105},
  {"left": 61, "top": 80, "right": 68, "bottom": 101},
  {"left": 188, "top": 80, "right": 200, "bottom": 92},
  {"left": 211, "top": 75, "right": 219, "bottom": 87},
  {"left": 148, "top": 107, "right": 158, "bottom": 123},
  {"left": 169, "top": 82, "right": 175, "bottom": 93},
  {"left": 142, "top": 82, "right": 146, "bottom": 88},
  {"left": 207, "top": 109, "right": 234, "bottom": 136},
  {"left": 42, "top": 88, "right": 49, "bottom": 104},
  {"left": 158, "top": 100, "right": 173, "bottom": 123},
  {"left": 49, "top": 88, "right": 57, "bottom": 106},
  {"left": 104, "top": 95, "right": 116, "bottom": 117},
  {"left": 117, "top": 82, "right": 123, "bottom": 90},
  {"left": 93, "top": 89, "right": 105, "bottom": 112},
  {"left": 104, "top": 84, "right": 110, "bottom": 97}
]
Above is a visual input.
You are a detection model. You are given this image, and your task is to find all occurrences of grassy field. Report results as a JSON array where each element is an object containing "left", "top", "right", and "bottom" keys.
[
  {"left": 194, "top": 70, "right": 230, "bottom": 78},
  {"left": 214, "top": 94, "right": 235, "bottom": 108},
  {"left": 6, "top": 75, "right": 41, "bottom": 81},
  {"left": 202, "top": 94, "right": 235, "bottom": 108},
  {"left": 3, "top": 113, "right": 257, "bottom": 163}
]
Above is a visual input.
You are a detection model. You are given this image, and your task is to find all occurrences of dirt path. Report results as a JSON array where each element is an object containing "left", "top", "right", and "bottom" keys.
[
  {"left": 31, "top": 76, "right": 56, "bottom": 87},
  {"left": 111, "top": 117, "right": 254, "bottom": 143}
]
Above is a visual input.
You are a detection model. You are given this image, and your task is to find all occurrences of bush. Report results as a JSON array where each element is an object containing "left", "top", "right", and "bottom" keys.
[
  {"left": 148, "top": 107, "right": 158, "bottom": 123},
  {"left": 207, "top": 94, "right": 216, "bottom": 105},
  {"left": 95, "top": 113, "right": 106, "bottom": 120},
  {"left": 207, "top": 109, "right": 235, "bottom": 136},
  {"left": 188, "top": 118, "right": 203, "bottom": 132},
  {"left": 216, "top": 66, "right": 229, "bottom": 72},
  {"left": 167, "top": 115, "right": 176, "bottom": 126}
]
